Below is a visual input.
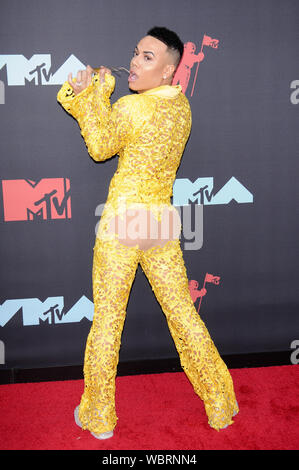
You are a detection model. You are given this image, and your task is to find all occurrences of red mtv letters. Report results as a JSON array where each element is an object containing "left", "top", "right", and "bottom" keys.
[{"left": 2, "top": 178, "right": 71, "bottom": 221}]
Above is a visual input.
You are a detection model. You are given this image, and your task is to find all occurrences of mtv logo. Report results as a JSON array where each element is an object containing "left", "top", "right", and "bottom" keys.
[
  {"left": 173, "top": 177, "right": 253, "bottom": 206},
  {"left": 2, "top": 178, "right": 71, "bottom": 221},
  {"left": 0, "top": 296, "right": 94, "bottom": 326},
  {"left": 0, "top": 54, "right": 86, "bottom": 86}
]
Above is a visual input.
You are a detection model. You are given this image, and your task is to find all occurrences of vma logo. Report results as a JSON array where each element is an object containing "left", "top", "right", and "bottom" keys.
[
  {"left": 0, "top": 54, "right": 85, "bottom": 104},
  {"left": 0, "top": 54, "right": 85, "bottom": 86},
  {"left": 173, "top": 176, "right": 253, "bottom": 206},
  {"left": 1, "top": 178, "right": 71, "bottom": 222},
  {"left": 0, "top": 296, "right": 94, "bottom": 327}
]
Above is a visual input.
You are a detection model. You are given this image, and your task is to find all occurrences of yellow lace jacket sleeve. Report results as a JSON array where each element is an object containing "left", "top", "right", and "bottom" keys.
[{"left": 57, "top": 74, "right": 133, "bottom": 161}]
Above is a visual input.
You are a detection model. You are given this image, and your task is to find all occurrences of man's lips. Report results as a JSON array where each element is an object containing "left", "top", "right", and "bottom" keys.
[{"left": 128, "top": 70, "right": 138, "bottom": 82}]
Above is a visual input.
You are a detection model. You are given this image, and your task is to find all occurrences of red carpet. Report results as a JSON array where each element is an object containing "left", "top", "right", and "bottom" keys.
[{"left": 0, "top": 365, "right": 298, "bottom": 450}]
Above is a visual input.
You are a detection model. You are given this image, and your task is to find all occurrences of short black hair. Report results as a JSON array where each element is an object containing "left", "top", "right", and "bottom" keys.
[{"left": 146, "top": 26, "right": 184, "bottom": 68}]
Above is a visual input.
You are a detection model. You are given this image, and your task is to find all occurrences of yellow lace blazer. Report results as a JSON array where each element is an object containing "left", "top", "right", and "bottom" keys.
[{"left": 57, "top": 73, "right": 192, "bottom": 235}]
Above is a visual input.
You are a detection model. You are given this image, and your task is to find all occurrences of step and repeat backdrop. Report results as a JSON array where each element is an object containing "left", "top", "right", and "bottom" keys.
[{"left": 1, "top": 0, "right": 299, "bottom": 370}]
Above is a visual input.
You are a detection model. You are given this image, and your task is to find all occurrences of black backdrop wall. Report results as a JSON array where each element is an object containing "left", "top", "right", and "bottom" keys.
[{"left": 1, "top": 0, "right": 299, "bottom": 373}]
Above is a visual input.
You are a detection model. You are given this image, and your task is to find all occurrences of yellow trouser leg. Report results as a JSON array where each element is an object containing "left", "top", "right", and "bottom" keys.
[
  {"left": 78, "top": 237, "right": 140, "bottom": 434},
  {"left": 140, "top": 239, "right": 239, "bottom": 430}
]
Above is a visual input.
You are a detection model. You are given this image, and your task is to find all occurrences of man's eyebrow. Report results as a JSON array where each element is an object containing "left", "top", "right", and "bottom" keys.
[{"left": 134, "top": 46, "right": 155, "bottom": 56}]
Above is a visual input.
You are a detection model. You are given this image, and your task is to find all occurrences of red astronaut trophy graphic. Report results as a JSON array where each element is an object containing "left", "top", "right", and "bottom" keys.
[
  {"left": 173, "top": 34, "right": 219, "bottom": 96},
  {"left": 189, "top": 273, "right": 221, "bottom": 312}
]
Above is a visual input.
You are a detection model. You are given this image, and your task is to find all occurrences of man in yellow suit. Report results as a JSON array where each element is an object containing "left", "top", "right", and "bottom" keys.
[{"left": 57, "top": 26, "right": 238, "bottom": 440}]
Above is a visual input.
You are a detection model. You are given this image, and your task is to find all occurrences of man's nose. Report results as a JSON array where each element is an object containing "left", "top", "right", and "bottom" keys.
[{"left": 130, "top": 56, "right": 140, "bottom": 69}]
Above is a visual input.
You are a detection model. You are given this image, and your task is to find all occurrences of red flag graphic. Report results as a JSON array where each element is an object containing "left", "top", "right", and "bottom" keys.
[
  {"left": 202, "top": 34, "right": 219, "bottom": 49},
  {"left": 205, "top": 273, "right": 221, "bottom": 284}
]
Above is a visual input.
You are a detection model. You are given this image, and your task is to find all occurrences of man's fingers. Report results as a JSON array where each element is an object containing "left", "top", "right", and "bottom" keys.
[
  {"left": 67, "top": 72, "right": 81, "bottom": 93},
  {"left": 86, "top": 65, "right": 94, "bottom": 75},
  {"left": 81, "top": 70, "right": 86, "bottom": 84},
  {"left": 99, "top": 69, "right": 105, "bottom": 83},
  {"left": 67, "top": 65, "right": 99, "bottom": 94},
  {"left": 68, "top": 72, "right": 76, "bottom": 88},
  {"left": 99, "top": 67, "right": 111, "bottom": 83},
  {"left": 86, "top": 65, "right": 93, "bottom": 84}
]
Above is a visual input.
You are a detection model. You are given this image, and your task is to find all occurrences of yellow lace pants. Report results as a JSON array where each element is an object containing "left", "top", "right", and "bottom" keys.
[{"left": 77, "top": 229, "right": 239, "bottom": 434}]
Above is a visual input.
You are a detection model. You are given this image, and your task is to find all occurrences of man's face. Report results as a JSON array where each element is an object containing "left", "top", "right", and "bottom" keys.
[{"left": 128, "top": 35, "right": 175, "bottom": 93}]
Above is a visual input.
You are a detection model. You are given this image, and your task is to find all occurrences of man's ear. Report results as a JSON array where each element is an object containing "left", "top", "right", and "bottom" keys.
[{"left": 164, "top": 63, "right": 176, "bottom": 79}]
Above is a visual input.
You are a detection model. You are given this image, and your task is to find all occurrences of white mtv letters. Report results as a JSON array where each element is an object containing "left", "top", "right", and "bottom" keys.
[
  {"left": 0, "top": 296, "right": 94, "bottom": 327},
  {"left": 0, "top": 54, "right": 86, "bottom": 86}
]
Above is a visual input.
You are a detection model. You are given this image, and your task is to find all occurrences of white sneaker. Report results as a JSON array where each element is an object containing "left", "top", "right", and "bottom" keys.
[
  {"left": 74, "top": 405, "right": 114, "bottom": 440},
  {"left": 209, "top": 401, "right": 239, "bottom": 430}
]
